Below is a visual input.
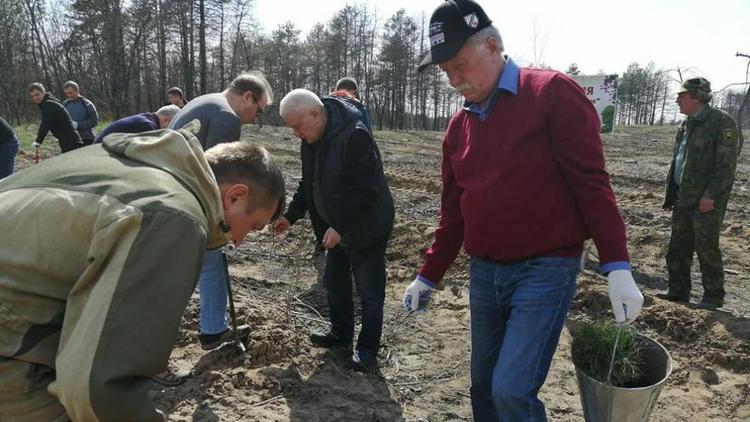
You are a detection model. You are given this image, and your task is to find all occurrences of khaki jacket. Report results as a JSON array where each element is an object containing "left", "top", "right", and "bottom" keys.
[
  {"left": 664, "top": 105, "right": 739, "bottom": 208},
  {"left": 0, "top": 122, "right": 229, "bottom": 421}
]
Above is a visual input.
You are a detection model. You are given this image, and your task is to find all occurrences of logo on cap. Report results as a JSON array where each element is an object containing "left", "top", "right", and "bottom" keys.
[
  {"left": 429, "top": 21, "right": 443, "bottom": 35},
  {"left": 430, "top": 33, "right": 446, "bottom": 46},
  {"left": 464, "top": 13, "right": 479, "bottom": 28}
]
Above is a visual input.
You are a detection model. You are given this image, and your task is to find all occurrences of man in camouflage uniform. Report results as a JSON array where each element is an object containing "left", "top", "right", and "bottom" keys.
[{"left": 659, "top": 77, "right": 739, "bottom": 310}]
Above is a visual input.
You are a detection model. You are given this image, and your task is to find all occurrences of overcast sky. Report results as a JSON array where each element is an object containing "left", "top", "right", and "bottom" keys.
[{"left": 254, "top": 0, "right": 750, "bottom": 94}]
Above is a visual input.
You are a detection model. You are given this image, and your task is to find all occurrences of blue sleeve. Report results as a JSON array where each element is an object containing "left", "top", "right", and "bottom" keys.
[
  {"left": 77, "top": 99, "right": 99, "bottom": 130},
  {"left": 601, "top": 261, "right": 631, "bottom": 275}
]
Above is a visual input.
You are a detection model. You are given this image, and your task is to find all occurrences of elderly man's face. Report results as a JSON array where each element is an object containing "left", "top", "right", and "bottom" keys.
[
  {"left": 158, "top": 115, "right": 173, "bottom": 128},
  {"left": 676, "top": 91, "right": 702, "bottom": 116},
  {"left": 439, "top": 37, "right": 502, "bottom": 104},
  {"left": 283, "top": 108, "right": 326, "bottom": 144}
]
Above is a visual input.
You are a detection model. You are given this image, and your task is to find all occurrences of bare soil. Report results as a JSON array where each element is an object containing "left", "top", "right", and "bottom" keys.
[{"left": 17, "top": 124, "right": 749, "bottom": 421}]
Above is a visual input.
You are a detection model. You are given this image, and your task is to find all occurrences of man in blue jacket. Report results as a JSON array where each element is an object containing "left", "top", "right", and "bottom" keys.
[
  {"left": 274, "top": 89, "right": 394, "bottom": 370},
  {"left": 63, "top": 81, "right": 99, "bottom": 145}
]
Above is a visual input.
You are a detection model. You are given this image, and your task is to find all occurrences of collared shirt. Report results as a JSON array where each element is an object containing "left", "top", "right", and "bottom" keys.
[
  {"left": 418, "top": 61, "right": 632, "bottom": 284},
  {"left": 673, "top": 105, "right": 707, "bottom": 185},
  {"left": 463, "top": 56, "right": 520, "bottom": 122}
]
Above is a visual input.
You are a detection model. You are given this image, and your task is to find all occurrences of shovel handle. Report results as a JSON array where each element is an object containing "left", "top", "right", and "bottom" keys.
[{"left": 221, "top": 248, "right": 246, "bottom": 353}]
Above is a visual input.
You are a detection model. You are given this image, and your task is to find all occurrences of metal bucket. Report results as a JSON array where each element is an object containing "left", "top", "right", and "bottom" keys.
[{"left": 575, "top": 334, "right": 672, "bottom": 422}]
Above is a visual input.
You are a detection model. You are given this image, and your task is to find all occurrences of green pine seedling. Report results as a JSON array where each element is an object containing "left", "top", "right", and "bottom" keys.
[{"left": 571, "top": 320, "right": 643, "bottom": 387}]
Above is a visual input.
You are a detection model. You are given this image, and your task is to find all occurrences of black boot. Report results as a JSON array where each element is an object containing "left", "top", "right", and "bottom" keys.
[{"left": 309, "top": 331, "right": 352, "bottom": 349}]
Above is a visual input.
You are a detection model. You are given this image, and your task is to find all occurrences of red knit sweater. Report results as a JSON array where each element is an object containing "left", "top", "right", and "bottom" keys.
[{"left": 419, "top": 68, "right": 629, "bottom": 284}]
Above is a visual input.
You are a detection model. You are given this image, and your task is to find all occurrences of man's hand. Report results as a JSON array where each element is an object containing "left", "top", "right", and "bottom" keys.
[
  {"left": 403, "top": 276, "right": 436, "bottom": 311},
  {"left": 322, "top": 227, "right": 341, "bottom": 249},
  {"left": 607, "top": 270, "right": 644, "bottom": 323},
  {"left": 272, "top": 216, "right": 291, "bottom": 235},
  {"left": 32, "top": 141, "right": 41, "bottom": 149},
  {"left": 71, "top": 121, "right": 78, "bottom": 129},
  {"left": 698, "top": 197, "right": 715, "bottom": 214}
]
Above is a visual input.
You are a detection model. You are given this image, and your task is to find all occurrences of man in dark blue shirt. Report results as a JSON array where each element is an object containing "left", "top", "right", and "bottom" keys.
[{"left": 94, "top": 105, "right": 180, "bottom": 144}]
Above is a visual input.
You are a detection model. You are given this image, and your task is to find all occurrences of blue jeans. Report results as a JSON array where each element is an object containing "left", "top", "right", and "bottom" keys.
[
  {"left": 0, "top": 138, "right": 19, "bottom": 179},
  {"left": 323, "top": 237, "right": 387, "bottom": 356},
  {"left": 198, "top": 249, "right": 228, "bottom": 335},
  {"left": 469, "top": 256, "right": 579, "bottom": 422}
]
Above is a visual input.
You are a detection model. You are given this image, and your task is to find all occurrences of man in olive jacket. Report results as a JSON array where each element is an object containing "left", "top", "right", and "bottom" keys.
[
  {"left": 0, "top": 122, "right": 284, "bottom": 420},
  {"left": 28, "top": 82, "right": 84, "bottom": 153},
  {"left": 659, "top": 77, "right": 739, "bottom": 309}
]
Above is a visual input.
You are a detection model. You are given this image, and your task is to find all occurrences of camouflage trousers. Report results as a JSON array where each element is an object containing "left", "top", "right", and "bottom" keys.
[
  {"left": 665, "top": 201, "right": 728, "bottom": 303},
  {"left": 0, "top": 358, "right": 68, "bottom": 421}
]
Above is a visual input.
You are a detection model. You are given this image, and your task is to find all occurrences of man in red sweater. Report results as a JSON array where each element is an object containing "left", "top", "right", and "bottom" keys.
[{"left": 403, "top": 1, "right": 644, "bottom": 420}]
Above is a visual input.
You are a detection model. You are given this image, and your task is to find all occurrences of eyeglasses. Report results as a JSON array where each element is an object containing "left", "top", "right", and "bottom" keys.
[{"left": 251, "top": 92, "right": 264, "bottom": 117}]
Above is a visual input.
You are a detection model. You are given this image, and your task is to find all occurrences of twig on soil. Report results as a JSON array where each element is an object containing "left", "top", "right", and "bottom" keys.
[
  {"left": 290, "top": 311, "right": 328, "bottom": 325},
  {"left": 252, "top": 394, "right": 284, "bottom": 407},
  {"left": 293, "top": 296, "right": 325, "bottom": 321}
]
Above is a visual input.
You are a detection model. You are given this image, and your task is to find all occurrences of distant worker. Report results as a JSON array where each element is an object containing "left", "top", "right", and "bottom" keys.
[
  {"left": 63, "top": 80, "right": 100, "bottom": 145},
  {"left": 659, "top": 77, "right": 739, "bottom": 310},
  {"left": 28, "top": 82, "right": 84, "bottom": 153},
  {"left": 333, "top": 77, "right": 359, "bottom": 99},
  {"left": 0, "top": 116, "right": 19, "bottom": 178},
  {"left": 404, "top": 0, "right": 643, "bottom": 420},
  {"left": 94, "top": 105, "right": 180, "bottom": 144},
  {"left": 331, "top": 77, "right": 372, "bottom": 131},
  {"left": 167, "top": 87, "right": 188, "bottom": 108}
]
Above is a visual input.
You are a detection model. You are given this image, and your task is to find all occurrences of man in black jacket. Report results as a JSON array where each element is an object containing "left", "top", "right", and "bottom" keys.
[
  {"left": 28, "top": 83, "right": 83, "bottom": 153},
  {"left": 273, "top": 88, "right": 394, "bottom": 370}
]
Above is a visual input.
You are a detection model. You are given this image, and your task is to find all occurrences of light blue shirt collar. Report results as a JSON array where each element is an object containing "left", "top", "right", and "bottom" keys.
[{"left": 464, "top": 56, "right": 519, "bottom": 121}]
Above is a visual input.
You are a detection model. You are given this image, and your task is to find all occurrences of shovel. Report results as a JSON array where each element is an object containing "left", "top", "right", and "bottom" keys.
[{"left": 221, "top": 244, "right": 250, "bottom": 353}]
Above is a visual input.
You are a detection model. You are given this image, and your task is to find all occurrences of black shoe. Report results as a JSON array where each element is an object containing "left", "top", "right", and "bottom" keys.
[
  {"left": 656, "top": 292, "right": 689, "bottom": 303},
  {"left": 348, "top": 348, "right": 377, "bottom": 371},
  {"left": 696, "top": 299, "right": 722, "bottom": 310},
  {"left": 199, "top": 325, "right": 251, "bottom": 351},
  {"left": 309, "top": 331, "right": 352, "bottom": 349}
]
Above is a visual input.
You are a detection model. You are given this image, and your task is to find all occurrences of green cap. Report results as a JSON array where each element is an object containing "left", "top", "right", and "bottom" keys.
[{"left": 677, "top": 77, "right": 711, "bottom": 95}]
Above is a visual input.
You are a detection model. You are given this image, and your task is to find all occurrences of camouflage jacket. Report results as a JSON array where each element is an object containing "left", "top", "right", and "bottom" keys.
[{"left": 664, "top": 105, "right": 739, "bottom": 208}]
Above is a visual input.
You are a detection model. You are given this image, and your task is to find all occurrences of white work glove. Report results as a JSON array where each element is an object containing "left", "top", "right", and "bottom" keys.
[
  {"left": 607, "top": 270, "right": 643, "bottom": 323},
  {"left": 32, "top": 141, "right": 41, "bottom": 149},
  {"left": 403, "top": 276, "right": 436, "bottom": 311},
  {"left": 71, "top": 121, "right": 78, "bottom": 129}
]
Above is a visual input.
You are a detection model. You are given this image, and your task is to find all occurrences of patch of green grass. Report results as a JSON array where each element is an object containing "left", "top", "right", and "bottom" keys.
[
  {"left": 571, "top": 320, "right": 643, "bottom": 387},
  {"left": 14, "top": 121, "right": 111, "bottom": 149}
]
